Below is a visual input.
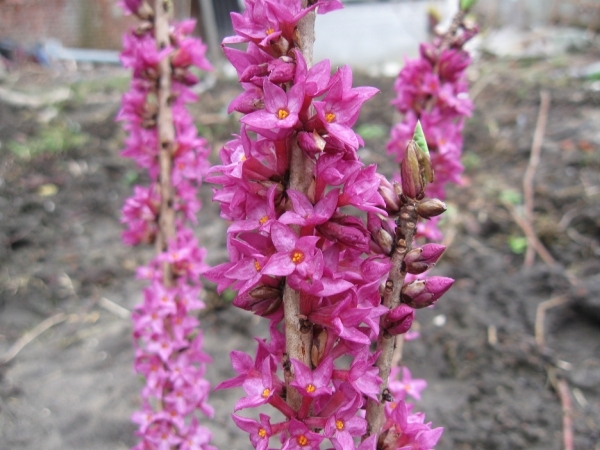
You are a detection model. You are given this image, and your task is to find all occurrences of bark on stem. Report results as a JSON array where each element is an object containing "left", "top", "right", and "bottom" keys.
[
  {"left": 364, "top": 201, "right": 419, "bottom": 442},
  {"left": 282, "top": 2, "right": 316, "bottom": 412},
  {"left": 154, "top": 0, "right": 176, "bottom": 287},
  {"left": 440, "top": 9, "right": 465, "bottom": 51}
]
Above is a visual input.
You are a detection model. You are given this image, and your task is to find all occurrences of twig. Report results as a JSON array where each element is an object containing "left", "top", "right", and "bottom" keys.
[
  {"left": 535, "top": 295, "right": 574, "bottom": 450},
  {"left": 557, "top": 377, "right": 575, "bottom": 450},
  {"left": 0, "top": 313, "right": 67, "bottom": 365},
  {"left": 155, "top": 0, "right": 177, "bottom": 287},
  {"left": 523, "top": 91, "right": 551, "bottom": 267},
  {"left": 365, "top": 202, "right": 418, "bottom": 441},
  {"left": 503, "top": 200, "right": 557, "bottom": 266},
  {"left": 535, "top": 295, "right": 569, "bottom": 348},
  {"left": 98, "top": 297, "right": 131, "bottom": 320}
]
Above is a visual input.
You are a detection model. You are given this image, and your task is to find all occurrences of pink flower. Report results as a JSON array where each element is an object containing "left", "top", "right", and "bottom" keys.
[
  {"left": 388, "top": 367, "right": 428, "bottom": 402},
  {"left": 290, "top": 357, "right": 333, "bottom": 398},
  {"left": 241, "top": 79, "right": 305, "bottom": 136},
  {"left": 262, "top": 222, "right": 323, "bottom": 284},
  {"left": 232, "top": 413, "right": 273, "bottom": 450}
]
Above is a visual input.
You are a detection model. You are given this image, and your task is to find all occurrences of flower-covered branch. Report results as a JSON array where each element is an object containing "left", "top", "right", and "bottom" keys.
[
  {"left": 206, "top": 1, "right": 454, "bottom": 449},
  {"left": 119, "top": 1, "right": 215, "bottom": 448},
  {"left": 387, "top": 5, "right": 478, "bottom": 241}
]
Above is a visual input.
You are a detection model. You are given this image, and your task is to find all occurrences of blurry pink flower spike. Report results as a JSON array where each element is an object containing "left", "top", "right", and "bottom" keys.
[
  {"left": 388, "top": 20, "right": 478, "bottom": 241},
  {"left": 119, "top": 1, "right": 214, "bottom": 449}
]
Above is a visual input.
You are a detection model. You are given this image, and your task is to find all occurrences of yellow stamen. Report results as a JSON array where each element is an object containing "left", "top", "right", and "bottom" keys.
[
  {"left": 266, "top": 27, "right": 275, "bottom": 35},
  {"left": 240, "top": 155, "right": 247, "bottom": 161},
  {"left": 291, "top": 250, "right": 305, "bottom": 264},
  {"left": 297, "top": 435, "right": 309, "bottom": 446},
  {"left": 336, "top": 420, "right": 344, "bottom": 430},
  {"left": 259, "top": 215, "right": 269, "bottom": 225},
  {"left": 261, "top": 388, "right": 271, "bottom": 398},
  {"left": 325, "top": 112, "right": 336, "bottom": 123},
  {"left": 258, "top": 428, "right": 267, "bottom": 438},
  {"left": 254, "top": 260, "right": 261, "bottom": 271},
  {"left": 278, "top": 109, "right": 289, "bottom": 120},
  {"left": 305, "top": 384, "right": 316, "bottom": 393}
]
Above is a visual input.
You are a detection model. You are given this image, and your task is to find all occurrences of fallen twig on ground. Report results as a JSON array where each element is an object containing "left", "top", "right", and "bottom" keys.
[
  {"left": 535, "top": 295, "right": 569, "bottom": 348},
  {"left": 0, "top": 312, "right": 67, "bottom": 365},
  {"left": 98, "top": 297, "right": 131, "bottom": 320},
  {"left": 503, "top": 200, "right": 557, "bottom": 266},
  {"left": 523, "top": 91, "right": 551, "bottom": 267},
  {"left": 557, "top": 377, "right": 575, "bottom": 450},
  {"left": 535, "top": 294, "right": 575, "bottom": 450}
]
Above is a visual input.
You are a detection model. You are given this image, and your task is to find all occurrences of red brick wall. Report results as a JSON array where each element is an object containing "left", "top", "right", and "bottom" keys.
[{"left": 0, "top": 0, "right": 137, "bottom": 49}]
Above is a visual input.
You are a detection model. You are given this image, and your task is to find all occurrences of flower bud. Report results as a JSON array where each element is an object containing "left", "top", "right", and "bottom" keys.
[
  {"left": 377, "top": 175, "right": 401, "bottom": 215},
  {"left": 404, "top": 243, "right": 446, "bottom": 274},
  {"left": 298, "top": 131, "right": 326, "bottom": 156},
  {"left": 125, "top": 0, "right": 153, "bottom": 20},
  {"left": 311, "top": 328, "right": 328, "bottom": 367},
  {"left": 268, "top": 57, "right": 296, "bottom": 83},
  {"left": 249, "top": 285, "right": 281, "bottom": 300},
  {"left": 400, "top": 140, "right": 424, "bottom": 199},
  {"left": 376, "top": 229, "right": 394, "bottom": 255},
  {"left": 240, "top": 63, "right": 268, "bottom": 83},
  {"left": 135, "top": 21, "right": 153, "bottom": 36},
  {"left": 172, "top": 67, "right": 199, "bottom": 86},
  {"left": 235, "top": 286, "right": 283, "bottom": 317},
  {"left": 383, "top": 304, "right": 414, "bottom": 336},
  {"left": 401, "top": 276, "right": 454, "bottom": 308},
  {"left": 367, "top": 212, "right": 395, "bottom": 255},
  {"left": 317, "top": 213, "right": 369, "bottom": 251},
  {"left": 416, "top": 198, "right": 446, "bottom": 219}
]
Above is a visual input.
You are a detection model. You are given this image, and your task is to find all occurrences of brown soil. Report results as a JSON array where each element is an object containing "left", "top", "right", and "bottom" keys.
[{"left": 0, "top": 51, "right": 599, "bottom": 450}]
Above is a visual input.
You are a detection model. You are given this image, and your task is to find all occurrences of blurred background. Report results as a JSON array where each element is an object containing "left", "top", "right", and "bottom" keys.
[{"left": 1, "top": 1, "right": 599, "bottom": 449}]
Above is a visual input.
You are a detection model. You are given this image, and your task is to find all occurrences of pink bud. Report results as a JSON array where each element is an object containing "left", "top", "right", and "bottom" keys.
[
  {"left": 401, "top": 276, "right": 454, "bottom": 308},
  {"left": 123, "top": 0, "right": 153, "bottom": 20},
  {"left": 377, "top": 175, "right": 401, "bottom": 214},
  {"left": 123, "top": 0, "right": 142, "bottom": 13},
  {"left": 235, "top": 287, "right": 283, "bottom": 317},
  {"left": 367, "top": 212, "right": 395, "bottom": 255},
  {"left": 240, "top": 63, "right": 268, "bottom": 83},
  {"left": 298, "top": 131, "right": 326, "bottom": 155},
  {"left": 404, "top": 244, "right": 446, "bottom": 274},
  {"left": 383, "top": 304, "right": 414, "bottom": 336},
  {"left": 317, "top": 213, "right": 369, "bottom": 251},
  {"left": 268, "top": 57, "right": 296, "bottom": 83}
]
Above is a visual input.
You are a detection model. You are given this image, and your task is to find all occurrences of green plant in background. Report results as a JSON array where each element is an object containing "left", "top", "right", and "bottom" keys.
[
  {"left": 508, "top": 235, "right": 528, "bottom": 254},
  {"left": 8, "top": 123, "right": 89, "bottom": 159}
]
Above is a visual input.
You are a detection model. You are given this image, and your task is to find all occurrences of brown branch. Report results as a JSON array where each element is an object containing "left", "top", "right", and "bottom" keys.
[
  {"left": 535, "top": 295, "right": 574, "bottom": 450},
  {"left": 0, "top": 313, "right": 67, "bottom": 365},
  {"left": 440, "top": 9, "right": 466, "bottom": 51},
  {"left": 282, "top": 1, "right": 316, "bottom": 412},
  {"left": 154, "top": 0, "right": 177, "bottom": 287},
  {"left": 523, "top": 91, "right": 551, "bottom": 267},
  {"left": 364, "top": 202, "right": 418, "bottom": 442},
  {"left": 534, "top": 295, "right": 569, "bottom": 347},
  {"left": 557, "top": 378, "right": 575, "bottom": 450},
  {"left": 503, "top": 200, "right": 557, "bottom": 266}
]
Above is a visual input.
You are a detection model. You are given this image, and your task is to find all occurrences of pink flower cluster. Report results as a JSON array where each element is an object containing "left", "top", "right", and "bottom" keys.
[
  {"left": 387, "top": 26, "right": 477, "bottom": 241},
  {"left": 206, "top": 1, "right": 450, "bottom": 449},
  {"left": 118, "top": 2, "right": 215, "bottom": 448}
]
